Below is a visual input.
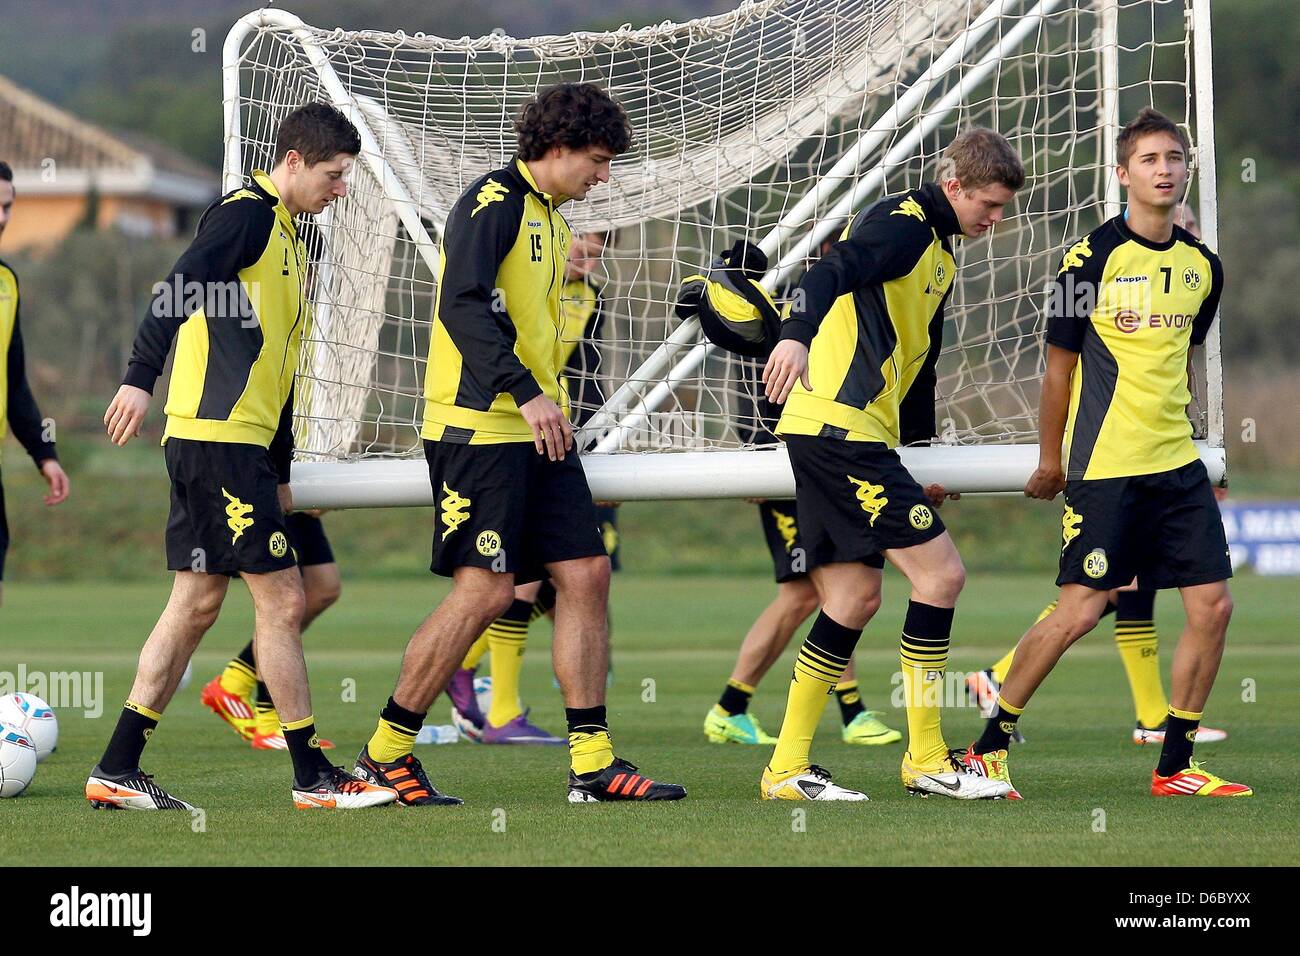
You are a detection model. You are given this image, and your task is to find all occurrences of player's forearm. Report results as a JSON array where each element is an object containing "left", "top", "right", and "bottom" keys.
[
  {"left": 6, "top": 322, "right": 56, "bottom": 466},
  {"left": 1036, "top": 367, "right": 1071, "bottom": 467}
]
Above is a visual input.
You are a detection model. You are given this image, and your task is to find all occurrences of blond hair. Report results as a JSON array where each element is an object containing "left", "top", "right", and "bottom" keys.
[{"left": 939, "top": 128, "right": 1025, "bottom": 191}]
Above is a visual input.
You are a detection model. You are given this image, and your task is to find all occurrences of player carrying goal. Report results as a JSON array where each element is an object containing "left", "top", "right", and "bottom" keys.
[
  {"left": 758, "top": 128, "right": 1025, "bottom": 801},
  {"left": 353, "top": 83, "right": 685, "bottom": 805}
]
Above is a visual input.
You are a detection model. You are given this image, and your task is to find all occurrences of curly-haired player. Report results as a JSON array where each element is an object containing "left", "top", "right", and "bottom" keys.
[{"left": 354, "top": 82, "right": 685, "bottom": 804}]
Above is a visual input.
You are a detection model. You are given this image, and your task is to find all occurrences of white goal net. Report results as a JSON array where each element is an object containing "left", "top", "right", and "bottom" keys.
[{"left": 220, "top": 0, "right": 1222, "bottom": 506}]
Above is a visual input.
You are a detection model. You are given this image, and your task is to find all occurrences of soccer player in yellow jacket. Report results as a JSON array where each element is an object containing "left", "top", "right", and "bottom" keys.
[
  {"left": 962, "top": 108, "right": 1248, "bottom": 799},
  {"left": 0, "top": 160, "right": 71, "bottom": 606},
  {"left": 760, "top": 128, "right": 1025, "bottom": 800},
  {"left": 446, "top": 229, "right": 617, "bottom": 746},
  {"left": 355, "top": 83, "right": 685, "bottom": 804},
  {"left": 88, "top": 103, "right": 395, "bottom": 811}
]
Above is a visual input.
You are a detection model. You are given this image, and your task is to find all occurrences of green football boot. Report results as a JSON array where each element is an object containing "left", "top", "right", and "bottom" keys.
[
  {"left": 841, "top": 710, "right": 903, "bottom": 745},
  {"left": 703, "top": 705, "right": 778, "bottom": 744}
]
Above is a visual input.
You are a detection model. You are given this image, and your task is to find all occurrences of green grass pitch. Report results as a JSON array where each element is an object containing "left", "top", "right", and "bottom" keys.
[{"left": 2, "top": 572, "right": 1296, "bottom": 866}]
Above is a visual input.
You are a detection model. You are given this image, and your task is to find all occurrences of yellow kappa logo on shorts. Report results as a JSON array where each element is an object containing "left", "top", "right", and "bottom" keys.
[
  {"left": 846, "top": 475, "right": 888, "bottom": 527},
  {"left": 1062, "top": 505, "right": 1082, "bottom": 552},
  {"left": 601, "top": 521, "right": 620, "bottom": 557},
  {"left": 1084, "top": 548, "right": 1108, "bottom": 579},
  {"left": 476, "top": 530, "right": 502, "bottom": 556},
  {"left": 771, "top": 507, "right": 798, "bottom": 552},
  {"left": 222, "top": 488, "right": 254, "bottom": 544},
  {"left": 269, "top": 531, "right": 289, "bottom": 559},
  {"left": 909, "top": 503, "right": 933, "bottom": 530},
  {"left": 440, "top": 482, "right": 472, "bottom": 540}
]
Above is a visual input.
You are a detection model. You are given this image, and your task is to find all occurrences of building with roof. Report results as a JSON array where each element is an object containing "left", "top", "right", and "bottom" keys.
[{"left": 0, "top": 73, "right": 219, "bottom": 252}]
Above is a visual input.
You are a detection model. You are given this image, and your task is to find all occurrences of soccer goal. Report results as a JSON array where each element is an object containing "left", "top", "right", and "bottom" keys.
[{"left": 220, "top": 0, "right": 1223, "bottom": 508}]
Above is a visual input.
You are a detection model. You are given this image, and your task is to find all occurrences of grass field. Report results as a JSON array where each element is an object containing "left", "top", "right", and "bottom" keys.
[{"left": 2, "top": 572, "right": 1297, "bottom": 866}]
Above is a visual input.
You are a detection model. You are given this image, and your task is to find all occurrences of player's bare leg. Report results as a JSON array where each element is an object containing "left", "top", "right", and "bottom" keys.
[
  {"left": 245, "top": 561, "right": 343, "bottom": 750},
  {"left": 1148, "top": 579, "right": 1247, "bottom": 796},
  {"left": 550, "top": 554, "right": 611, "bottom": 708},
  {"left": 127, "top": 571, "right": 230, "bottom": 712},
  {"left": 733, "top": 578, "right": 822, "bottom": 683},
  {"left": 242, "top": 568, "right": 309, "bottom": 722},
  {"left": 354, "top": 566, "right": 514, "bottom": 806},
  {"left": 300, "top": 562, "right": 342, "bottom": 630},
  {"left": 997, "top": 584, "right": 1114, "bottom": 707},
  {"left": 393, "top": 566, "right": 515, "bottom": 713}
]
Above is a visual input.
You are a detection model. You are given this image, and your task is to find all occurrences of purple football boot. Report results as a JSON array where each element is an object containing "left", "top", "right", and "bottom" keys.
[
  {"left": 447, "top": 668, "right": 486, "bottom": 742},
  {"left": 481, "top": 710, "right": 565, "bottom": 746}
]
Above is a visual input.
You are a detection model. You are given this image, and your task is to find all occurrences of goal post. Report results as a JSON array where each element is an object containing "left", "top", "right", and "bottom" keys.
[{"left": 220, "top": 0, "right": 1224, "bottom": 508}]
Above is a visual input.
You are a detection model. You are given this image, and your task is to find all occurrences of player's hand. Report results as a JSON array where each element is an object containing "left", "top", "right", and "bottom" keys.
[
  {"left": 104, "top": 384, "right": 151, "bottom": 446},
  {"left": 519, "top": 394, "right": 573, "bottom": 461},
  {"left": 39, "top": 459, "right": 70, "bottom": 506},
  {"left": 762, "top": 340, "right": 811, "bottom": 405},
  {"left": 304, "top": 508, "right": 327, "bottom": 518},
  {"left": 277, "top": 483, "right": 293, "bottom": 515},
  {"left": 923, "top": 483, "right": 959, "bottom": 508},
  {"left": 1025, "top": 462, "right": 1065, "bottom": 500}
]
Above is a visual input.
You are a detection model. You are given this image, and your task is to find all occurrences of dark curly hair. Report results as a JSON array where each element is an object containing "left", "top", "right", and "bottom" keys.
[
  {"left": 273, "top": 102, "right": 362, "bottom": 167},
  {"left": 515, "top": 83, "right": 632, "bottom": 161}
]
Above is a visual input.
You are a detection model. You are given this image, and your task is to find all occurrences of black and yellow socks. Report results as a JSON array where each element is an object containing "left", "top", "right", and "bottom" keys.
[
  {"left": 366, "top": 697, "right": 426, "bottom": 764},
  {"left": 1157, "top": 707, "right": 1202, "bottom": 775},
  {"left": 834, "top": 680, "right": 866, "bottom": 725},
  {"left": 98, "top": 700, "right": 161, "bottom": 776},
  {"left": 254, "top": 681, "right": 279, "bottom": 738},
  {"left": 566, "top": 705, "right": 613, "bottom": 776},
  {"left": 1114, "top": 589, "right": 1167, "bottom": 728},
  {"left": 282, "top": 714, "right": 334, "bottom": 787},
  {"left": 975, "top": 695, "right": 1024, "bottom": 754},
  {"left": 487, "top": 598, "right": 532, "bottom": 728},
  {"left": 769, "top": 611, "right": 862, "bottom": 775},
  {"left": 899, "top": 601, "right": 953, "bottom": 767},
  {"left": 717, "top": 678, "right": 755, "bottom": 716},
  {"left": 220, "top": 642, "right": 258, "bottom": 699}
]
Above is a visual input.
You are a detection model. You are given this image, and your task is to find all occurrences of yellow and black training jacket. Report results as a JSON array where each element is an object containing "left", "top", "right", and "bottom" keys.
[
  {"left": 1047, "top": 215, "right": 1223, "bottom": 481},
  {"left": 776, "top": 182, "right": 960, "bottom": 447},
  {"left": 0, "top": 257, "right": 58, "bottom": 468},
  {"left": 124, "top": 170, "right": 306, "bottom": 480},
  {"left": 422, "top": 158, "right": 572, "bottom": 444}
]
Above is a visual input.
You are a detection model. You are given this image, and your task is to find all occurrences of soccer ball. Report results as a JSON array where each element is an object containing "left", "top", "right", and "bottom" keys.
[
  {"left": 474, "top": 675, "right": 493, "bottom": 715},
  {"left": 0, "top": 723, "right": 37, "bottom": 797},
  {"left": 0, "top": 692, "right": 58, "bottom": 762}
]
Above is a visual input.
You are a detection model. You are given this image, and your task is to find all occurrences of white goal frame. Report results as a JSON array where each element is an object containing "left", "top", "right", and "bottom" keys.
[{"left": 221, "top": 0, "right": 1225, "bottom": 507}]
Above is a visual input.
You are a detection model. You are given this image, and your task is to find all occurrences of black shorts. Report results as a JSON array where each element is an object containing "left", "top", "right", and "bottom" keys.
[
  {"left": 758, "top": 499, "right": 809, "bottom": 582},
  {"left": 785, "top": 435, "right": 939, "bottom": 571},
  {"left": 425, "top": 440, "right": 608, "bottom": 585},
  {"left": 1057, "top": 459, "right": 1232, "bottom": 591},
  {"left": 285, "top": 512, "right": 335, "bottom": 568},
  {"left": 595, "top": 504, "right": 621, "bottom": 572},
  {"left": 0, "top": 471, "right": 8, "bottom": 582},
  {"left": 164, "top": 438, "right": 296, "bottom": 576}
]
